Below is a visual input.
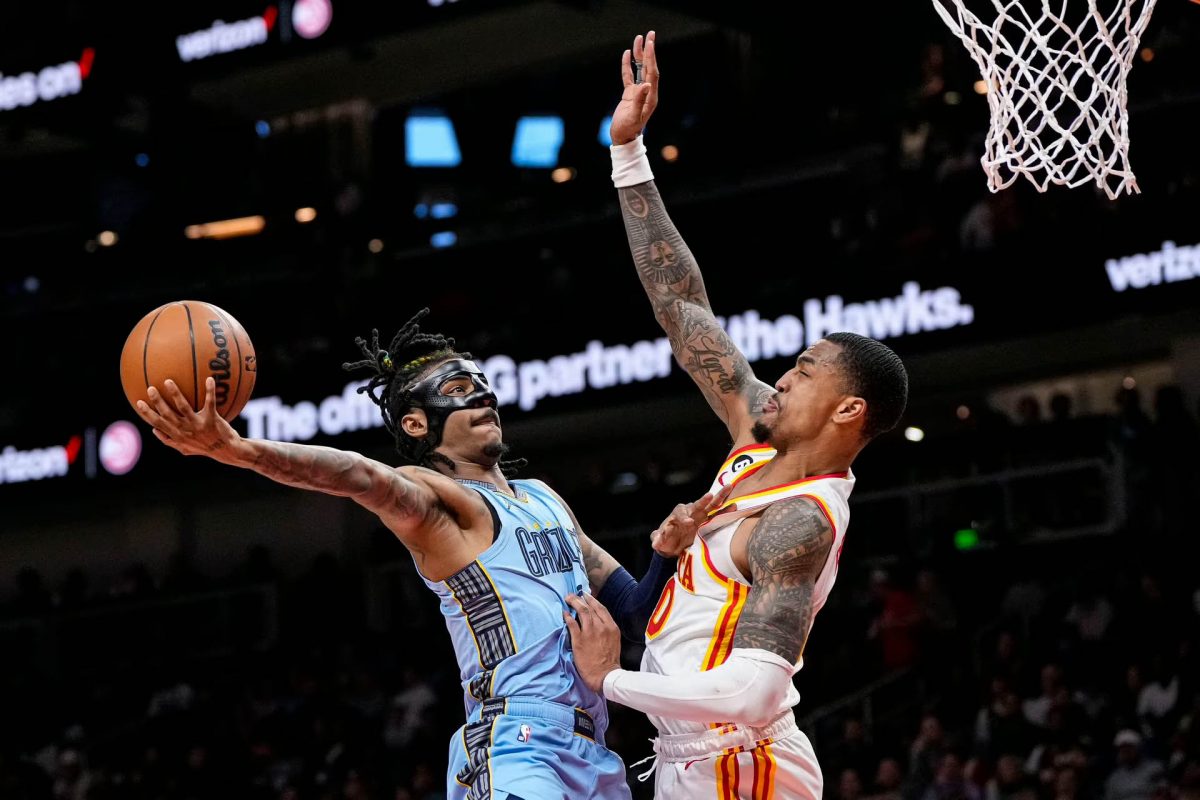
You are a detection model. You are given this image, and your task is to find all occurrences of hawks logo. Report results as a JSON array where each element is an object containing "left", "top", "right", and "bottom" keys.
[{"left": 730, "top": 454, "right": 754, "bottom": 474}]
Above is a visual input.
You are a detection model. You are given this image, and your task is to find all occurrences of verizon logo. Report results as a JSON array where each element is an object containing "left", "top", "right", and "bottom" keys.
[
  {"left": 0, "top": 48, "right": 94, "bottom": 112},
  {"left": 176, "top": 7, "right": 278, "bottom": 62},
  {"left": 1105, "top": 241, "right": 1200, "bottom": 292}
]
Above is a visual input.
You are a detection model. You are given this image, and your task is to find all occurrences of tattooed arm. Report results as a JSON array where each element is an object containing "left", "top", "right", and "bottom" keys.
[
  {"left": 134, "top": 377, "right": 441, "bottom": 533},
  {"left": 618, "top": 182, "right": 774, "bottom": 438},
  {"left": 610, "top": 32, "right": 772, "bottom": 440},
  {"left": 731, "top": 496, "right": 835, "bottom": 661},
  {"left": 568, "top": 494, "right": 832, "bottom": 727}
]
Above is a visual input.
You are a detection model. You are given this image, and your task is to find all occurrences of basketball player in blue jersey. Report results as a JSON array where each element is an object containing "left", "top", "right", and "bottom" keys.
[
  {"left": 565, "top": 32, "right": 911, "bottom": 799},
  {"left": 132, "top": 308, "right": 685, "bottom": 800}
]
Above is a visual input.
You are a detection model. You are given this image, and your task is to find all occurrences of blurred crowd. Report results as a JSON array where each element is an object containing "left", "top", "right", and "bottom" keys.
[{"left": 1, "top": 374, "right": 1197, "bottom": 799}]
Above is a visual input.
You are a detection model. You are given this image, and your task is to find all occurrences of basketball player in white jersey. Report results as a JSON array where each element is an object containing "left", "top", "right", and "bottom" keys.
[{"left": 564, "top": 31, "right": 910, "bottom": 799}]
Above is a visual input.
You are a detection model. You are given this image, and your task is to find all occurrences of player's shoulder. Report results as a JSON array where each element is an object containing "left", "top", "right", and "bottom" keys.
[
  {"left": 396, "top": 464, "right": 478, "bottom": 504},
  {"left": 754, "top": 494, "right": 835, "bottom": 540}
]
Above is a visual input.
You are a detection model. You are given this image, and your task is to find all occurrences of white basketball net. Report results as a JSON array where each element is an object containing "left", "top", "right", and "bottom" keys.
[{"left": 933, "top": 0, "right": 1157, "bottom": 199}]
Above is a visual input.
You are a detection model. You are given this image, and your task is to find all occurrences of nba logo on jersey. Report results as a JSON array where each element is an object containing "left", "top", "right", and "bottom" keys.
[{"left": 517, "top": 724, "right": 533, "bottom": 743}]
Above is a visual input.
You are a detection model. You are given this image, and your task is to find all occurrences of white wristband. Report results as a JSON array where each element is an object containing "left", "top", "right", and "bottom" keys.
[{"left": 610, "top": 135, "right": 655, "bottom": 188}]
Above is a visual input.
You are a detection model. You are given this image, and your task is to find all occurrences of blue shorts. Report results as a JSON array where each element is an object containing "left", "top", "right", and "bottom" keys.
[{"left": 447, "top": 697, "right": 631, "bottom": 800}]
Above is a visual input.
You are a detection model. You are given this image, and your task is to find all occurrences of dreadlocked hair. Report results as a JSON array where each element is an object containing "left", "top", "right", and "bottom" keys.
[{"left": 342, "top": 307, "right": 526, "bottom": 477}]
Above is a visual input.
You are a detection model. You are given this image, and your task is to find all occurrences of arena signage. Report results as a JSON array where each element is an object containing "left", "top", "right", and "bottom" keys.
[
  {"left": 0, "top": 441, "right": 74, "bottom": 484},
  {"left": 176, "top": 9, "right": 277, "bottom": 62},
  {"left": 175, "top": 1, "right": 333, "bottom": 63},
  {"left": 0, "top": 48, "right": 93, "bottom": 112},
  {"left": 240, "top": 281, "right": 975, "bottom": 441},
  {"left": 1105, "top": 241, "right": 1200, "bottom": 292},
  {"left": 1, "top": 422, "right": 143, "bottom": 486}
]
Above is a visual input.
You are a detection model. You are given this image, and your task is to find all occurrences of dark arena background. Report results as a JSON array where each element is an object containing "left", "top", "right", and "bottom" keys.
[{"left": 3, "top": 2, "right": 1200, "bottom": 798}]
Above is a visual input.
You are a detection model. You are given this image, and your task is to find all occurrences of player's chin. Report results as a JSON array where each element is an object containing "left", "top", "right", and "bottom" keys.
[{"left": 480, "top": 438, "right": 508, "bottom": 462}]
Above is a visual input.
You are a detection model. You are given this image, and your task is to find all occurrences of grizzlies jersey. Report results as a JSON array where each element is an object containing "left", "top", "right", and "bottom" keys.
[{"left": 419, "top": 478, "right": 607, "bottom": 731}]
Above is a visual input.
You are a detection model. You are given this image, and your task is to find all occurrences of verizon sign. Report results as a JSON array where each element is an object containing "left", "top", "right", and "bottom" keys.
[
  {"left": 0, "top": 440, "right": 75, "bottom": 485},
  {"left": 1105, "top": 241, "right": 1200, "bottom": 292},
  {"left": 176, "top": 2, "right": 333, "bottom": 62},
  {"left": 0, "top": 48, "right": 94, "bottom": 113},
  {"left": 241, "top": 281, "right": 975, "bottom": 440},
  {"left": 176, "top": 8, "right": 278, "bottom": 62}
]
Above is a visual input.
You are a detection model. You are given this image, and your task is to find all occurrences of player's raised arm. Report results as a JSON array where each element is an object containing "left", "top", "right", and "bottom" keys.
[{"left": 610, "top": 32, "right": 774, "bottom": 442}]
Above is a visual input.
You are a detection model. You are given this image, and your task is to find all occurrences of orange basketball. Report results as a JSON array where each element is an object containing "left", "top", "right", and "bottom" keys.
[{"left": 120, "top": 300, "right": 257, "bottom": 422}]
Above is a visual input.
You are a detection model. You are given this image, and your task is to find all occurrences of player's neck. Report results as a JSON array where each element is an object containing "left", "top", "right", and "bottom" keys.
[
  {"left": 752, "top": 445, "right": 851, "bottom": 487},
  {"left": 443, "top": 459, "right": 512, "bottom": 494}
]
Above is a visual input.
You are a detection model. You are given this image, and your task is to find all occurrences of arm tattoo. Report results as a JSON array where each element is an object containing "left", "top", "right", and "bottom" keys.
[
  {"left": 246, "top": 441, "right": 423, "bottom": 517},
  {"left": 732, "top": 497, "right": 834, "bottom": 662},
  {"left": 579, "top": 533, "right": 620, "bottom": 593},
  {"left": 619, "top": 182, "right": 770, "bottom": 424}
]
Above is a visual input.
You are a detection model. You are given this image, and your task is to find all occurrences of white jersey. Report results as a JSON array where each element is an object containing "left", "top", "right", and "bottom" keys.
[{"left": 640, "top": 444, "right": 855, "bottom": 737}]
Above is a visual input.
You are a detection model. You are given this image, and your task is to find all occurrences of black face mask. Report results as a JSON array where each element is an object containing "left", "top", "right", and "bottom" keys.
[{"left": 405, "top": 359, "right": 498, "bottom": 458}]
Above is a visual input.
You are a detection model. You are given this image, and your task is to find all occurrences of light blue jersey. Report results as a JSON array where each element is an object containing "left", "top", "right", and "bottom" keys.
[{"left": 420, "top": 478, "right": 631, "bottom": 800}]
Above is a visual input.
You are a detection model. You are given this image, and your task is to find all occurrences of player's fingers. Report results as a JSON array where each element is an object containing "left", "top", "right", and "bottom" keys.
[
  {"left": 134, "top": 399, "right": 164, "bottom": 428},
  {"left": 565, "top": 593, "right": 594, "bottom": 619},
  {"left": 146, "top": 385, "right": 177, "bottom": 419},
  {"left": 162, "top": 380, "right": 197, "bottom": 419},
  {"left": 202, "top": 377, "right": 216, "bottom": 415}
]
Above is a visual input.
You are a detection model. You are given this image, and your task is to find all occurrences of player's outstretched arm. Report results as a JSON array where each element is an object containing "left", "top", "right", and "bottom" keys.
[
  {"left": 136, "top": 377, "right": 438, "bottom": 530},
  {"left": 611, "top": 32, "right": 773, "bottom": 440}
]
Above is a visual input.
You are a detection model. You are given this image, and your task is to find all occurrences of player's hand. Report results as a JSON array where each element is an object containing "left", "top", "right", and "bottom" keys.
[
  {"left": 134, "top": 377, "right": 242, "bottom": 464},
  {"left": 650, "top": 484, "right": 734, "bottom": 557},
  {"left": 564, "top": 593, "right": 623, "bottom": 694},
  {"left": 610, "top": 31, "right": 660, "bottom": 146}
]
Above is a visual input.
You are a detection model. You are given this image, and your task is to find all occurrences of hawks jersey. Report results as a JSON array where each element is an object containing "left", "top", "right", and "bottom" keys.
[{"left": 640, "top": 444, "right": 855, "bottom": 736}]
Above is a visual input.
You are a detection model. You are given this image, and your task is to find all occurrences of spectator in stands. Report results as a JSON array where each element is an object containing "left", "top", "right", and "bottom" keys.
[
  {"left": 985, "top": 754, "right": 1036, "bottom": 800},
  {"left": 975, "top": 677, "right": 1034, "bottom": 760},
  {"left": 909, "top": 714, "right": 953, "bottom": 796},
  {"left": 837, "top": 768, "right": 866, "bottom": 800},
  {"left": 865, "top": 757, "right": 905, "bottom": 800},
  {"left": 1137, "top": 655, "right": 1180, "bottom": 741},
  {"left": 824, "top": 717, "right": 881, "bottom": 785},
  {"left": 869, "top": 569, "right": 924, "bottom": 671},
  {"left": 1051, "top": 766, "right": 1084, "bottom": 800},
  {"left": 1023, "top": 664, "right": 1065, "bottom": 729},
  {"left": 1105, "top": 729, "right": 1165, "bottom": 800},
  {"left": 915, "top": 569, "right": 958, "bottom": 679},
  {"left": 383, "top": 668, "right": 437, "bottom": 752},
  {"left": 51, "top": 748, "right": 91, "bottom": 800},
  {"left": 1000, "top": 579, "right": 1046, "bottom": 642},
  {"left": 920, "top": 752, "right": 981, "bottom": 800}
]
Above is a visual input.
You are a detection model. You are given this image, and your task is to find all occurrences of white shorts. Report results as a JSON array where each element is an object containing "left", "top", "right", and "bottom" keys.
[{"left": 648, "top": 715, "right": 822, "bottom": 800}]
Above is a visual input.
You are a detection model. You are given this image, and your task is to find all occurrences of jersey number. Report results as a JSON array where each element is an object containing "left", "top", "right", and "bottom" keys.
[{"left": 645, "top": 577, "right": 676, "bottom": 640}]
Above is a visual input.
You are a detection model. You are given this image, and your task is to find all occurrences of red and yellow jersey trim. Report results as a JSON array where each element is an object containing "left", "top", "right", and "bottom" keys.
[{"left": 710, "top": 471, "right": 850, "bottom": 516}]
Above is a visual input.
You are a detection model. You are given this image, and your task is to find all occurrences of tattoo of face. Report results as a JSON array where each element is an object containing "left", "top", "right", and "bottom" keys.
[
  {"left": 732, "top": 498, "right": 834, "bottom": 661},
  {"left": 624, "top": 188, "right": 650, "bottom": 219},
  {"left": 642, "top": 239, "right": 689, "bottom": 284}
]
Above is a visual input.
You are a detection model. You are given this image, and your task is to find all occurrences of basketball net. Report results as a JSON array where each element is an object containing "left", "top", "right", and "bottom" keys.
[{"left": 933, "top": 0, "right": 1158, "bottom": 199}]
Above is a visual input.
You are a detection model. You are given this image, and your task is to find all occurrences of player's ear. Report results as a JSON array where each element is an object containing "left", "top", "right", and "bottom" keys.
[{"left": 401, "top": 409, "right": 429, "bottom": 438}]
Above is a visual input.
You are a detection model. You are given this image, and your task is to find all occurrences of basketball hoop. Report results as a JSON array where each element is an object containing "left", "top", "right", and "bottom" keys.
[{"left": 932, "top": 0, "right": 1158, "bottom": 199}]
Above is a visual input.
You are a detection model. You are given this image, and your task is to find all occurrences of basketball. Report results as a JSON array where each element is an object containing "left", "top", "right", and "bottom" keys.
[{"left": 120, "top": 301, "right": 257, "bottom": 422}]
